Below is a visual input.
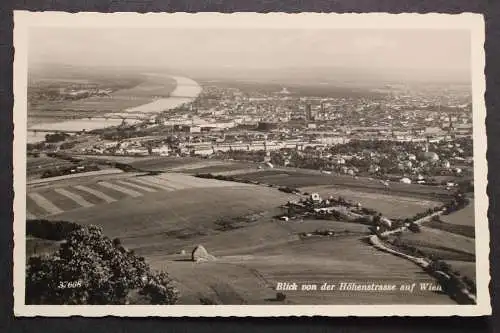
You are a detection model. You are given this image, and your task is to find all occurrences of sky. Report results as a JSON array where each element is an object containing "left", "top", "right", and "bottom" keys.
[{"left": 29, "top": 28, "right": 471, "bottom": 82}]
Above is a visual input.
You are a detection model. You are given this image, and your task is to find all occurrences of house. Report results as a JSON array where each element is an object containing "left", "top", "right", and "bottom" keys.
[
  {"left": 126, "top": 147, "right": 149, "bottom": 156},
  {"left": 310, "top": 193, "right": 321, "bottom": 203},
  {"left": 152, "top": 145, "right": 170, "bottom": 156},
  {"left": 400, "top": 177, "right": 412, "bottom": 184}
]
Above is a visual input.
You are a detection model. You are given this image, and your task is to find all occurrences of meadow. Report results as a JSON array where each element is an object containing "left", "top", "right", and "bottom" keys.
[
  {"left": 440, "top": 200, "right": 475, "bottom": 226},
  {"left": 391, "top": 226, "right": 475, "bottom": 262},
  {"left": 301, "top": 185, "right": 442, "bottom": 219},
  {"left": 233, "top": 169, "right": 452, "bottom": 201},
  {"left": 25, "top": 167, "right": 463, "bottom": 305}
]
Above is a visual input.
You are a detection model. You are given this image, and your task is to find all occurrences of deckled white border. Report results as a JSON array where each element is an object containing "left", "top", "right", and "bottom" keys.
[{"left": 13, "top": 11, "right": 490, "bottom": 317}]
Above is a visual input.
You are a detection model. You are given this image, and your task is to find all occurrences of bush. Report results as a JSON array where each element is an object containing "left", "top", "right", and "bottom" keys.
[
  {"left": 139, "top": 271, "right": 178, "bottom": 305},
  {"left": 112, "top": 237, "right": 122, "bottom": 247},
  {"left": 196, "top": 173, "right": 214, "bottom": 179},
  {"left": 26, "top": 225, "right": 178, "bottom": 305},
  {"left": 279, "top": 187, "right": 299, "bottom": 194},
  {"left": 276, "top": 292, "right": 286, "bottom": 301},
  {"left": 429, "top": 260, "right": 452, "bottom": 273},
  {"left": 45, "top": 132, "right": 69, "bottom": 143},
  {"left": 408, "top": 223, "right": 421, "bottom": 233}
]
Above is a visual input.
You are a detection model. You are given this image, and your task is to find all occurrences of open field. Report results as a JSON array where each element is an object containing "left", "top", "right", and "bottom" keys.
[
  {"left": 28, "top": 168, "right": 124, "bottom": 185},
  {"left": 150, "top": 234, "right": 456, "bottom": 305},
  {"left": 28, "top": 169, "right": 130, "bottom": 191},
  {"left": 233, "top": 169, "right": 452, "bottom": 201},
  {"left": 25, "top": 164, "right": 462, "bottom": 304},
  {"left": 111, "top": 75, "right": 177, "bottom": 98},
  {"left": 127, "top": 156, "right": 203, "bottom": 171},
  {"left": 27, "top": 172, "right": 269, "bottom": 218},
  {"left": 418, "top": 199, "right": 475, "bottom": 239},
  {"left": 28, "top": 172, "right": 456, "bottom": 304},
  {"left": 440, "top": 200, "right": 475, "bottom": 226},
  {"left": 182, "top": 162, "right": 262, "bottom": 175},
  {"left": 445, "top": 260, "right": 477, "bottom": 283},
  {"left": 126, "top": 156, "right": 260, "bottom": 173},
  {"left": 29, "top": 96, "right": 153, "bottom": 114},
  {"left": 169, "top": 160, "right": 236, "bottom": 171},
  {"left": 67, "top": 157, "right": 452, "bottom": 205},
  {"left": 301, "top": 186, "right": 442, "bottom": 219},
  {"left": 72, "top": 155, "right": 160, "bottom": 164},
  {"left": 27, "top": 156, "right": 73, "bottom": 171},
  {"left": 27, "top": 156, "right": 75, "bottom": 179},
  {"left": 391, "top": 226, "right": 476, "bottom": 262},
  {"left": 49, "top": 185, "right": 296, "bottom": 253},
  {"left": 421, "top": 218, "right": 475, "bottom": 238}
]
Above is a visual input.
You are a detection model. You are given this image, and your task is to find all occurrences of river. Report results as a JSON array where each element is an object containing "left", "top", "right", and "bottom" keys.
[{"left": 27, "top": 75, "right": 202, "bottom": 144}]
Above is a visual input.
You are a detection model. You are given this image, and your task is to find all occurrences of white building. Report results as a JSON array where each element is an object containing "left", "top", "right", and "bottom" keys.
[
  {"left": 126, "top": 148, "right": 149, "bottom": 156},
  {"left": 152, "top": 145, "right": 170, "bottom": 156},
  {"left": 400, "top": 177, "right": 412, "bottom": 184}
]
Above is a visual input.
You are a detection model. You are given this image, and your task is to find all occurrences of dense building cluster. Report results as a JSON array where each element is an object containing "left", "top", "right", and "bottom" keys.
[{"left": 30, "top": 81, "right": 473, "bottom": 186}]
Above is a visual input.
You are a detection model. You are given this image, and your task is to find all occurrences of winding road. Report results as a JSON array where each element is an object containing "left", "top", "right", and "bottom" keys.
[{"left": 367, "top": 209, "right": 477, "bottom": 304}]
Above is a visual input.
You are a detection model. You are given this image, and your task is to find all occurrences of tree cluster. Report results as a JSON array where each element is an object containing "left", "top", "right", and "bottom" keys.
[
  {"left": 41, "top": 164, "right": 99, "bottom": 179},
  {"left": 45, "top": 132, "right": 70, "bottom": 143},
  {"left": 26, "top": 225, "right": 178, "bottom": 305},
  {"left": 27, "top": 219, "right": 81, "bottom": 241}
]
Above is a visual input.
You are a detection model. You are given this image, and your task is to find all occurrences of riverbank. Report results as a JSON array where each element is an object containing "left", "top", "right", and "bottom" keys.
[{"left": 27, "top": 74, "right": 201, "bottom": 143}]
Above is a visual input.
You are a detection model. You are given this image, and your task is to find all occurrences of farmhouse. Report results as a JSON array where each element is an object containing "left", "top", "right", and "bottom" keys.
[
  {"left": 400, "top": 177, "right": 412, "bottom": 184},
  {"left": 310, "top": 192, "right": 321, "bottom": 203}
]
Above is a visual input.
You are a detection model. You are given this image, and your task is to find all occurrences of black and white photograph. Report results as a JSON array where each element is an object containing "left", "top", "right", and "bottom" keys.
[{"left": 13, "top": 12, "right": 489, "bottom": 317}]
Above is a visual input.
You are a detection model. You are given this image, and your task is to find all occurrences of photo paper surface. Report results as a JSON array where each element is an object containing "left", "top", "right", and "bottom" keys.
[{"left": 13, "top": 11, "right": 490, "bottom": 317}]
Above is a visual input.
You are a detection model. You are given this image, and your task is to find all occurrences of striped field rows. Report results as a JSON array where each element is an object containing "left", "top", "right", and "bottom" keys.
[{"left": 26, "top": 173, "right": 250, "bottom": 218}]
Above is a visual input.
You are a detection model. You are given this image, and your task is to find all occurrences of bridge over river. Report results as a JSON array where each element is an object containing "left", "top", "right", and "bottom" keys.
[{"left": 29, "top": 113, "right": 155, "bottom": 122}]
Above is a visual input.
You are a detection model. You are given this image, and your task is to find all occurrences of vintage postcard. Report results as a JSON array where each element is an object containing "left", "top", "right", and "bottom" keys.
[{"left": 13, "top": 11, "right": 490, "bottom": 316}]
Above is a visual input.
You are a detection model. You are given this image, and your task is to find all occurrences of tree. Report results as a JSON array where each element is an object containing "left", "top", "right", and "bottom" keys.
[
  {"left": 26, "top": 225, "right": 178, "bottom": 305},
  {"left": 408, "top": 223, "right": 421, "bottom": 233}
]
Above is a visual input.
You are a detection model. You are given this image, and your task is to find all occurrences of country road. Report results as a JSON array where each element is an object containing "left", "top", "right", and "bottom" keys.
[
  {"left": 367, "top": 209, "right": 477, "bottom": 304},
  {"left": 382, "top": 209, "right": 446, "bottom": 237}
]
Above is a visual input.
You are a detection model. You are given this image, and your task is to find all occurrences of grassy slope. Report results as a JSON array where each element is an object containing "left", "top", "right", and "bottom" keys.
[
  {"left": 445, "top": 260, "right": 477, "bottom": 282},
  {"left": 49, "top": 185, "right": 296, "bottom": 253},
  {"left": 393, "top": 226, "right": 476, "bottom": 262},
  {"left": 421, "top": 219, "right": 475, "bottom": 238},
  {"left": 440, "top": 200, "right": 475, "bottom": 226},
  {"left": 152, "top": 232, "right": 456, "bottom": 305},
  {"left": 28, "top": 167, "right": 459, "bottom": 305},
  {"left": 47, "top": 183, "right": 454, "bottom": 304}
]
